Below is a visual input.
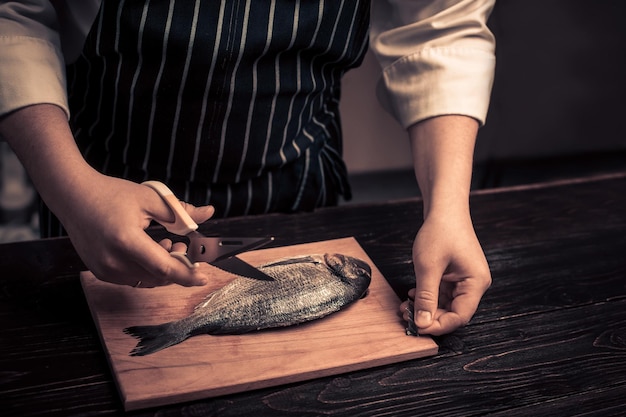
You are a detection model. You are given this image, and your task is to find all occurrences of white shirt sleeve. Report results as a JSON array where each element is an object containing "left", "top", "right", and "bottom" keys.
[
  {"left": 0, "top": 0, "right": 99, "bottom": 119},
  {"left": 370, "top": 0, "right": 497, "bottom": 128},
  {"left": 1, "top": 0, "right": 495, "bottom": 127}
]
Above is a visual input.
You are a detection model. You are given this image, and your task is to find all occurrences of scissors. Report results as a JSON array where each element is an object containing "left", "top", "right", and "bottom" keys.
[{"left": 143, "top": 181, "right": 274, "bottom": 281}]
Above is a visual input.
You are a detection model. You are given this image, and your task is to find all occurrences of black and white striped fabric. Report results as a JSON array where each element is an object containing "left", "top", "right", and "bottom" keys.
[{"left": 42, "top": 0, "right": 369, "bottom": 237}]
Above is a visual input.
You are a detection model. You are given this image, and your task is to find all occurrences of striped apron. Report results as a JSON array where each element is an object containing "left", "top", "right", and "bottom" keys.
[{"left": 42, "top": 0, "right": 370, "bottom": 237}]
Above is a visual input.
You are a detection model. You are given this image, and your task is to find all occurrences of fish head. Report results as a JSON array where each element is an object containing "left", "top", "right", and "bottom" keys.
[{"left": 324, "top": 253, "right": 372, "bottom": 293}]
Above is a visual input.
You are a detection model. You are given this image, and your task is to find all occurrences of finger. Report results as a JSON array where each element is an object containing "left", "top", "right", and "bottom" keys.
[
  {"left": 154, "top": 251, "right": 209, "bottom": 287},
  {"left": 407, "top": 288, "right": 416, "bottom": 300},
  {"left": 399, "top": 299, "right": 412, "bottom": 321},
  {"left": 420, "top": 280, "right": 487, "bottom": 335},
  {"left": 180, "top": 201, "right": 215, "bottom": 224},
  {"left": 403, "top": 289, "right": 456, "bottom": 335},
  {"left": 418, "top": 309, "right": 464, "bottom": 336},
  {"left": 412, "top": 267, "right": 444, "bottom": 329},
  {"left": 171, "top": 241, "right": 188, "bottom": 254},
  {"left": 158, "top": 238, "right": 173, "bottom": 251},
  {"left": 127, "top": 233, "right": 210, "bottom": 287},
  {"left": 445, "top": 279, "right": 487, "bottom": 327},
  {"left": 141, "top": 184, "right": 214, "bottom": 227}
]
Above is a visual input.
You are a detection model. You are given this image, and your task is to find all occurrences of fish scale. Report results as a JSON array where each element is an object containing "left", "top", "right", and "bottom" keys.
[{"left": 124, "top": 253, "right": 372, "bottom": 356}]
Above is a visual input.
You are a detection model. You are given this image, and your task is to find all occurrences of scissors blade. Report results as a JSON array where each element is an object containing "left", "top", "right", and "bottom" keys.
[
  {"left": 187, "top": 236, "right": 275, "bottom": 281},
  {"left": 142, "top": 181, "right": 274, "bottom": 280},
  {"left": 211, "top": 256, "right": 275, "bottom": 281}
]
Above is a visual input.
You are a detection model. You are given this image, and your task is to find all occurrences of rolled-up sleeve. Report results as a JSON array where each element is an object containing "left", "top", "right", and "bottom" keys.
[
  {"left": 370, "top": 0, "right": 496, "bottom": 128},
  {"left": 0, "top": 0, "right": 98, "bottom": 119}
]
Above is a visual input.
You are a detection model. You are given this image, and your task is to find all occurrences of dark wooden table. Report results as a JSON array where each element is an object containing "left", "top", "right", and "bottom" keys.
[{"left": 2, "top": 173, "right": 625, "bottom": 417}]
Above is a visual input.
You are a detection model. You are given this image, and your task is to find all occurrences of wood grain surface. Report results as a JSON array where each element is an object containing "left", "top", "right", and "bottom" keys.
[
  {"left": 2, "top": 174, "right": 626, "bottom": 417},
  {"left": 80, "top": 237, "right": 438, "bottom": 411}
]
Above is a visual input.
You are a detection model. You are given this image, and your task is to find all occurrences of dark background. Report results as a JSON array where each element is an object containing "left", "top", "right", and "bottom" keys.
[{"left": 474, "top": 0, "right": 626, "bottom": 186}]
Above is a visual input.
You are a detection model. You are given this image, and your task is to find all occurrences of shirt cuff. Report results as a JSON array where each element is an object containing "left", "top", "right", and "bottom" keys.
[
  {"left": 0, "top": 36, "right": 69, "bottom": 119},
  {"left": 376, "top": 46, "right": 496, "bottom": 128}
]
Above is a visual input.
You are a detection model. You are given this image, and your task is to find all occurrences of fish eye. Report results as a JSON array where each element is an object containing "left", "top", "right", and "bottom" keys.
[
  {"left": 356, "top": 265, "right": 371, "bottom": 276},
  {"left": 344, "top": 266, "right": 369, "bottom": 280}
]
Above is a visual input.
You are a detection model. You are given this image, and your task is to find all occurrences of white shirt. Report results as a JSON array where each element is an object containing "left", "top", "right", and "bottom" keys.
[{"left": 0, "top": 0, "right": 495, "bottom": 128}]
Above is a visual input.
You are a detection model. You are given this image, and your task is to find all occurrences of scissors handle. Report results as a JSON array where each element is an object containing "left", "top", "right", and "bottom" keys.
[{"left": 142, "top": 181, "right": 198, "bottom": 236}]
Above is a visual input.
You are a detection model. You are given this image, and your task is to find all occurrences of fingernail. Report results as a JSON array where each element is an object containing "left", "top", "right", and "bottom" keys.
[{"left": 417, "top": 310, "right": 432, "bottom": 326}]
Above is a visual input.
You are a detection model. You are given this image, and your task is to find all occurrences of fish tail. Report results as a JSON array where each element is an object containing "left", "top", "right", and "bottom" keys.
[{"left": 123, "top": 322, "right": 188, "bottom": 356}]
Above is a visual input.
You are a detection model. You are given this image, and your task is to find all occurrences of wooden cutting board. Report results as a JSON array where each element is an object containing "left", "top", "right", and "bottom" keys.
[{"left": 81, "top": 237, "right": 438, "bottom": 411}]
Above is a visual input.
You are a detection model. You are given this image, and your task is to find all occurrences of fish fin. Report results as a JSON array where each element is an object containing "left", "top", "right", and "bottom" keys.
[
  {"left": 262, "top": 255, "right": 319, "bottom": 268},
  {"left": 194, "top": 291, "right": 219, "bottom": 312},
  {"left": 123, "top": 323, "right": 189, "bottom": 356}
]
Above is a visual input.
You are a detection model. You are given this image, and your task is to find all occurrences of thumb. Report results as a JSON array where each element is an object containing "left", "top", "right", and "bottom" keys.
[
  {"left": 410, "top": 271, "right": 442, "bottom": 329},
  {"left": 180, "top": 201, "right": 215, "bottom": 225}
]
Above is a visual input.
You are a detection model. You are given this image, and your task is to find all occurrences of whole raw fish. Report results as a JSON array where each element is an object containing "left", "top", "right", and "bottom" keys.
[{"left": 124, "top": 253, "right": 371, "bottom": 356}]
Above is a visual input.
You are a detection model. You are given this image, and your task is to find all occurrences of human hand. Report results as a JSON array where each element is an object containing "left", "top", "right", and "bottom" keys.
[
  {"left": 0, "top": 105, "right": 217, "bottom": 288},
  {"left": 61, "top": 175, "right": 217, "bottom": 288},
  {"left": 401, "top": 214, "right": 491, "bottom": 335}
]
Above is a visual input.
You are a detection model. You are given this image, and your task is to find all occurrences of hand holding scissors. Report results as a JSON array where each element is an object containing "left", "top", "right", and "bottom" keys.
[{"left": 143, "top": 181, "right": 274, "bottom": 282}]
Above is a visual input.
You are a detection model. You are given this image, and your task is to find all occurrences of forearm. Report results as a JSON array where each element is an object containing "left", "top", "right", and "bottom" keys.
[
  {"left": 1, "top": 104, "right": 214, "bottom": 288},
  {"left": 405, "top": 114, "right": 490, "bottom": 335},
  {"left": 408, "top": 114, "right": 478, "bottom": 220},
  {"left": 0, "top": 104, "right": 99, "bottom": 221}
]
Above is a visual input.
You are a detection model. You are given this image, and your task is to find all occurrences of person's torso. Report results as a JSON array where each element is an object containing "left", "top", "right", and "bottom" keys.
[{"left": 67, "top": 0, "right": 369, "bottom": 216}]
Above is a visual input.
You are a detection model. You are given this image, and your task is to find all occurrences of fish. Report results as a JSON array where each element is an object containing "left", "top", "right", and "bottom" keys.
[{"left": 124, "top": 253, "right": 372, "bottom": 356}]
